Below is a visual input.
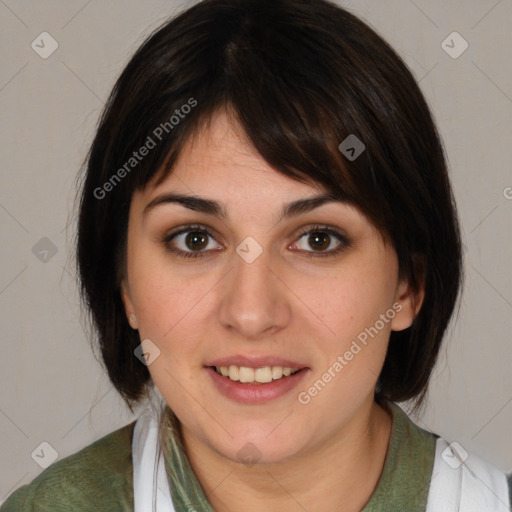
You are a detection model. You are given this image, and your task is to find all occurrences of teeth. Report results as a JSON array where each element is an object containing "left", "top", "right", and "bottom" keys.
[
  {"left": 272, "top": 366, "right": 283, "bottom": 379},
  {"left": 239, "top": 366, "right": 254, "bottom": 383},
  {"left": 255, "top": 367, "right": 273, "bottom": 383},
  {"left": 215, "top": 365, "right": 299, "bottom": 383},
  {"left": 228, "top": 365, "right": 239, "bottom": 381}
]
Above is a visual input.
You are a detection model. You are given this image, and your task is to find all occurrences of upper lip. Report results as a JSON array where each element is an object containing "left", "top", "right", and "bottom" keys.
[{"left": 206, "top": 355, "right": 309, "bottom": 369}]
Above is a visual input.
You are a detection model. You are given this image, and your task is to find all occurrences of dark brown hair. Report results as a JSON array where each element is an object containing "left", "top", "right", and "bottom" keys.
[{"left": 76, "top": 0, "right": 463, "bottom": 410}]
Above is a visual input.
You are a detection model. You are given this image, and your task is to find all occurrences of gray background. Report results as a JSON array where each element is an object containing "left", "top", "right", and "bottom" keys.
[{"left": 1, "top": 0, "right": 511, "bottom": 500}]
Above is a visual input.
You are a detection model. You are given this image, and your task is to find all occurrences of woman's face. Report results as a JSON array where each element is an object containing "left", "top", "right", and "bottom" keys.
[{"left": 122, "top": 110, "right": 418, "bottom": 464}]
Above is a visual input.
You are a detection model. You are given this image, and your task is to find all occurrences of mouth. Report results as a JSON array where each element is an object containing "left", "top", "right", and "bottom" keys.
[
  {"left": 210, "top": 364, "right": 301, "bottom": 384},
  {"left": 205, "top": 358, "right": 309, "bottom": 404}
]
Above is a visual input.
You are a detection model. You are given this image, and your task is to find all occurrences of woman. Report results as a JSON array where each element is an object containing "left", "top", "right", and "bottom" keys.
[{"left": 2, "top": 0, "right": 510, "bottom": 510}]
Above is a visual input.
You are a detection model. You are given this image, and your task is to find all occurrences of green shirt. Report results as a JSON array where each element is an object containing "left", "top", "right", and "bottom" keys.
[
  {"left": 1, "top": 403, "right": 510, "bottom": 511},
  {"left": 1, "top": 421, "right": 134, "bottom": 510}
]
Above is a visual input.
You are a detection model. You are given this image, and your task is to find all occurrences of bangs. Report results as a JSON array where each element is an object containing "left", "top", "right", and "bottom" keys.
[{"left": 108, "top": 1, "right": 407, "bottom": 240}]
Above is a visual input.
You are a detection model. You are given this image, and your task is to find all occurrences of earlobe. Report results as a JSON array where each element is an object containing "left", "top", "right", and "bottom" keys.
[
  {"left": 127, "top": 315, "right": 138, "bottom": 329},
  {"left": 390, "top": 279, "right": 425, "bottom": 332},
  {"left": 121, "top": 279, "right": 138, "bottom": 329}
]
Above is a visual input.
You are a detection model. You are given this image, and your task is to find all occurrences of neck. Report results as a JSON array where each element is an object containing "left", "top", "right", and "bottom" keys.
[{"left": 178, "top": 398, "right": 393, "bottom": 512}]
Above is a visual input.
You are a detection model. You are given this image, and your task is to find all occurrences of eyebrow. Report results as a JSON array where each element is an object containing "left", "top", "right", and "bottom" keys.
[{"left": 142, "top": 192, "right": 347, "bottom": 222}]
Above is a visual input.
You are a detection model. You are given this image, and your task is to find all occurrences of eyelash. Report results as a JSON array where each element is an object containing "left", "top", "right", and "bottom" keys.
[{"left": 161, "top": 224, "right": 350, "bottom": 260}]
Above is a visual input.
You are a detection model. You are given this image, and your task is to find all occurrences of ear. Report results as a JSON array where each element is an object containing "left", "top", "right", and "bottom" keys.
[
  {"left": 390, "top": 277, "right": 425, "bottom": 332},
  {"left": 120, "top": 279, "right": 138, "bottom": 329}
]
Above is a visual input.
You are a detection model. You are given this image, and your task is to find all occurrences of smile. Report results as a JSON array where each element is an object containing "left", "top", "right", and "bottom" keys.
[
  {"left": 213, "top": 365, "right": 300, "bottom": 384},
  {"left": 206, "top": 364, "right": 308, "bottom": 404}
]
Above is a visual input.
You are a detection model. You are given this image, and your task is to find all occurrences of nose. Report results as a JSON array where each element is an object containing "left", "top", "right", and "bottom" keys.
[{"left": 217, "top": 246, "right": 291, "bottom": 340}]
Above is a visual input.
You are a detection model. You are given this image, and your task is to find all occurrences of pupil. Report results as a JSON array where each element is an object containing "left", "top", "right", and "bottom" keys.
[
  {"left": 310, "top": 232, "right": 329, "bottom": 251},
  {"left": 186, "top": 231, "right": 207, "bottom": 250}
]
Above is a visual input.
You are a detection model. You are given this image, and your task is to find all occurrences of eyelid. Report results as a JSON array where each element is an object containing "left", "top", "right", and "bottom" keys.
[
  {"left": 294, "top": 223, "right": 348, "bottom": 241},
  {"left": 164, "top": 223, "right": 219, "bottom": 242}
]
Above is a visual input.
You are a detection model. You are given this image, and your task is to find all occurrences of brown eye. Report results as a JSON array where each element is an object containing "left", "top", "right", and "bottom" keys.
[
  {"left": 163, "top": 225, "right": 222, "bottom": 259},
  {"left": 185, "top": 231, "right": 209, "bottom": 251},
  {"left": 308, "top": 231, "right": 331, "bottom": 251},
  {"left": 292, "top": 225, "right": 350, "bottom": 258}
]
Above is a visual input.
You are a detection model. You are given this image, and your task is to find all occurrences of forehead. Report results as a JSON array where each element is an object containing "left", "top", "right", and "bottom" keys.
[{"left": 144, "top": 110, "right": 326, "bottom": 202}]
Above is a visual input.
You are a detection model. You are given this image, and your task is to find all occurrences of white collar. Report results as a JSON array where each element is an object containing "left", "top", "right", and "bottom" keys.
[
  {"left": 426, "top": 437, "right": 510, "bottom": 511},
  {"left": 132, "top": 407, "right": 175, "bottom": 512}
]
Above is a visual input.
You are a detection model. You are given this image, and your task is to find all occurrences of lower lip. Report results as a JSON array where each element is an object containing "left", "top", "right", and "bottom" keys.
[{"left": 206, "top": 367, "right": 309, "bottom": 404}]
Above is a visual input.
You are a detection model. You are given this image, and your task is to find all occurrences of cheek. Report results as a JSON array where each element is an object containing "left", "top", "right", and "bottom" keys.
[
  {"left": 127, "top": 242, "right": 196, "bottom": 335},
  {"left": 134, "top": 275, "right": 204, "bottom": 346},
  {"left": 308, "top": 265, "right": 397, "bottom": 342},
  {"left": 301, "top": 256, "right": 398, "bottom": 393},
  {"left": 131, "top": 276, "right": 176, "bottom": 335},
  {"left": 299, "top": 278, "right": 395, "bottom": 418},
  {"left": 130, "top": 270, "right": 209, "bottom": 413},
  {"left": 128, "top": 258, "right": 217, "bottom": 374}
]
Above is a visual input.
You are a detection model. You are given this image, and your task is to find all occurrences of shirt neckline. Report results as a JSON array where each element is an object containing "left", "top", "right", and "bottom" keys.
[{"left": 161, "top": 401, "right": 437, "bottom": 511}]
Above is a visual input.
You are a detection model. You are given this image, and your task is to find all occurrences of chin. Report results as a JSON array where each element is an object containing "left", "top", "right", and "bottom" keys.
[{"left": 206, "top": 425, "right": 306, "bottom": 466}]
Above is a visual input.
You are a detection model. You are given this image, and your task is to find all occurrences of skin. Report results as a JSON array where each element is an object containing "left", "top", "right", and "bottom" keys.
[{"left": 121, "top": 110, "right": 424, "bottom": 511}]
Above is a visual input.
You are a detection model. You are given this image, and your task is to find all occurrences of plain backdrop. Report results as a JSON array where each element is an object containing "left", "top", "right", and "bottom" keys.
[{"left": 1, "top": 0, "right": 511, "bottom": 500}]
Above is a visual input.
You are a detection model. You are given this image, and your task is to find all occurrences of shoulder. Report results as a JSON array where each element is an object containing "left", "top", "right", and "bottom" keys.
[
  {"left": 425, "top": 427, "right": 511, "bottom": 510},
  {"left": 0, "top": 421, "right": 135, "bottom": 512},
  {"left": 366, "top": 401, "right": 438, "bottom": 509},
  {"left": 385, "top": 401, "right": 438, "bottom": 465},
  {"left": 383, "top": 403, "right": 511, "bottom": 509}
]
